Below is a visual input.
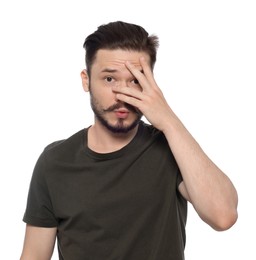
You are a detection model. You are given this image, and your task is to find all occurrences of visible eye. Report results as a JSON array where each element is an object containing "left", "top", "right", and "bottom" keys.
[
  {"left": 131, "top": 78, "right": 139, "bottom": 84},
  {"left": 105, "top": 76, "right": 113, "bottom": 82}
]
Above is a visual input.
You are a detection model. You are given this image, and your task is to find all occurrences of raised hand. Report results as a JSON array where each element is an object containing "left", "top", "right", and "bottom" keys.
[{"left": 112, "top": 57, "right": 174, "bottom": 132}]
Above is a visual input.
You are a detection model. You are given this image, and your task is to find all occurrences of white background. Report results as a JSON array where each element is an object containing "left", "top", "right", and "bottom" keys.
[{"left": 0, "top": 0, "right": 255, "bottom": 259}]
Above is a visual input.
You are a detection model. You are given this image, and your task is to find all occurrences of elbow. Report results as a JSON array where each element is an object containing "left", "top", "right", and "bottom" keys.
[
  {"left": 214, "top": 193, "right": 239, "bottom": 231},
  {"left": 198, "top": 201, "right": 238, "bottom": 231},
  {"left": 211, "top": 208, "right": 238, "bottom": 231},
  {"left": 209, "top": 189, "right": 239, "bottom": 231}
]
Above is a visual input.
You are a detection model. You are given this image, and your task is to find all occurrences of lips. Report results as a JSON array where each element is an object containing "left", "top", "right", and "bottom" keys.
[{"left": 114, "top": 108, "right": 130, "bottom": 119}]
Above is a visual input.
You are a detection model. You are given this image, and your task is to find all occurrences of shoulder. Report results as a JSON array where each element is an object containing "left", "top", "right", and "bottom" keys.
[
  {"left": 30, "top": 128, "right": 87, "bottom": 182},
  {"left": 134, "top": 121, "right": 171, "bottom": 156},
  {"left": 42, "top": 128, "right": 87, "bottom": 161},
  {"left": 139, "top": 121, "right": 166, "bottom": 141}
]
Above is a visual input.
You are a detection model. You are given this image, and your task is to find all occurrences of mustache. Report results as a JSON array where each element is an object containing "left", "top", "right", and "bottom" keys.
[{"left": 103, "top": 102, "right": 140, "bottom": 114}]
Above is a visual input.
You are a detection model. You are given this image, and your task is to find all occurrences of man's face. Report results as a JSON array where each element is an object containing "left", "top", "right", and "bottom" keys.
[{"left": 86, "top": 49, "right": 151, "bottom": 134}]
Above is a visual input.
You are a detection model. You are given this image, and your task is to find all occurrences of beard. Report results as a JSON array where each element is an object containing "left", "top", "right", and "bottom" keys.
[{"left": 90, "top": 92, "right": 142, "bottom": 134}]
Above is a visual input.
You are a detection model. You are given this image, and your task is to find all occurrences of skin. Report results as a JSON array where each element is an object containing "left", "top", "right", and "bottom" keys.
[
  {"left": 20, "top": 49, "right": 238, "bottom": 259},
  {"left": 82, "top": 49, "right": 149, "bottom": 153},
  {"left": 20, "top": 225, "right": 57, "bottom": 260}
]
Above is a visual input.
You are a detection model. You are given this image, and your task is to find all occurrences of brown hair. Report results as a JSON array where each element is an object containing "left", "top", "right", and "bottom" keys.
[{"left": 83, "top": 21, "right": 159, "bottom": 76}]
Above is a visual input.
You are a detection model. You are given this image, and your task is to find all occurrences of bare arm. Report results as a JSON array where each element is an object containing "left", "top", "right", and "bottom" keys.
[
  {"left": 113, "top": 57, "right": 238, "bottom": 231},
  {"left": 164, "top": 116, "right": 238, "bottom": 231},
  {"left": 20, "top": 224, "right": 57, "bottom": 260}
]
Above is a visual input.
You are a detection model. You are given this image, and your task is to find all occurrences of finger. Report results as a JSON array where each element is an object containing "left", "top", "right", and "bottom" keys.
[
  {"left": 112, "top": 85, "right": 143, "bottom": 100},
  {"left": 139, "top": 57, "right": 157, "bottom": 86},
  {"left": 125, "top": 60, "right": 151, "bottom": 92},
  {"left": 115, "top": 93, "right": 142, "bottom": 109}
]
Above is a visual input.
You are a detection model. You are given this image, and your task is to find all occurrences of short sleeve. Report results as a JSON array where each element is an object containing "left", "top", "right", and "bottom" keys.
[{"left": 23, "top": 151, "right": 58, "bottom": 227}]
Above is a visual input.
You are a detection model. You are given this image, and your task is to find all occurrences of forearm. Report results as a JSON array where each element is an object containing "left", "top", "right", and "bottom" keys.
[
  {"left": 162, "top": 111, "right": 238, "bottom": 230},
  {"left": 113, "top": 56, "right": 238, "bottom": 229}
]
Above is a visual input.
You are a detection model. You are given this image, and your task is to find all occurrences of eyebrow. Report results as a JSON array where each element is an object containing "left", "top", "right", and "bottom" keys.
[
  {"left": 100, "top": 68, "right": 144, "bottom": 74},
  {"left": 100, "top": 68, "right": 119, "bottom": 73}
]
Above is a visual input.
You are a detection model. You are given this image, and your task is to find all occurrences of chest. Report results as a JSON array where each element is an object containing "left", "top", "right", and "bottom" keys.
[{"left": 47, "top": 149, "right": 179, "bottom": 224}]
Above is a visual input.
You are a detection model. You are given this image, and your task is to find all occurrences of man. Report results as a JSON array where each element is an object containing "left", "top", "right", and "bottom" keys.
[{"left": 20, "top": 21, "right": 238, "bottom": 260}]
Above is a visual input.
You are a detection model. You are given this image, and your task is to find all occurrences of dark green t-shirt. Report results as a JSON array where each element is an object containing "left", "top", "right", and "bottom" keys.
[{"left": 23, "top": 121, "right": 187, "bottom": 259}]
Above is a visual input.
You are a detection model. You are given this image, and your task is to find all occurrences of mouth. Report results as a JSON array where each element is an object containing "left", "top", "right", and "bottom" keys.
[
  {"left": 114, "top": 108, "right": 130, "bottom": 119},
  {"left": 104, "top": 102, "right": 141, "bottom": 118}
]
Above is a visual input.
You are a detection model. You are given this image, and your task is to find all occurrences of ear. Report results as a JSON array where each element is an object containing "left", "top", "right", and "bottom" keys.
[{"left": 80, "top": 69, "right": 90, "bottom": 92}]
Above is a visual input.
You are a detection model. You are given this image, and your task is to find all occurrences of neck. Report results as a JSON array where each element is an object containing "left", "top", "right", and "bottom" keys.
[{"left": 87, "top": 122, "right": 139, "bottom": 153}]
